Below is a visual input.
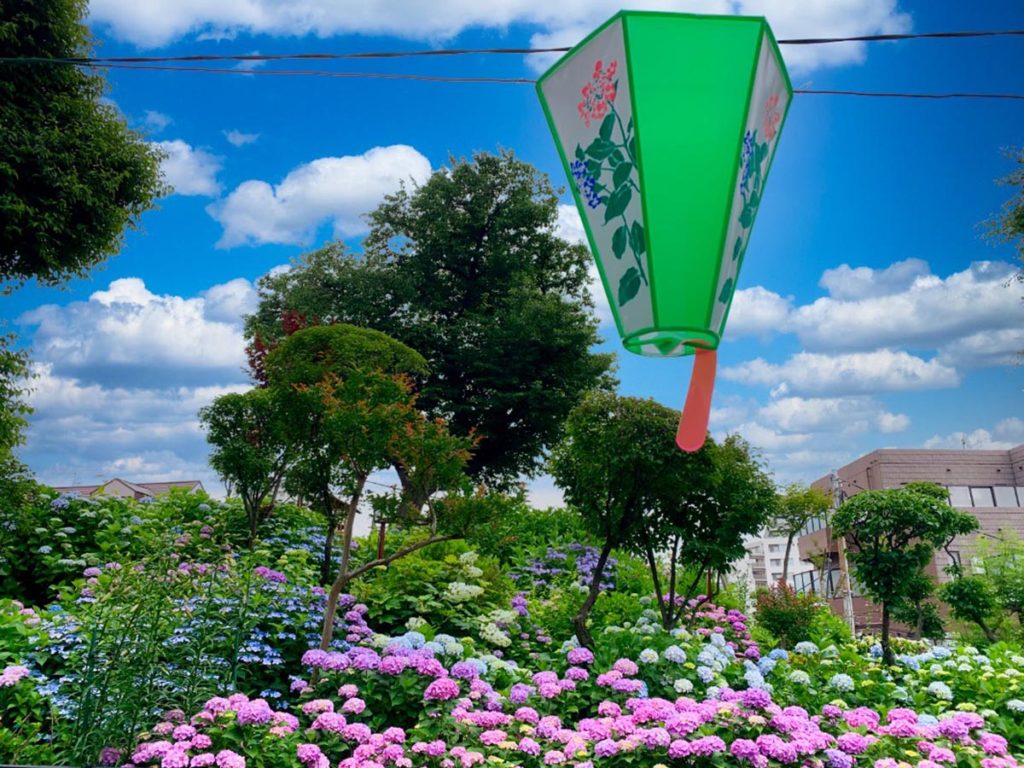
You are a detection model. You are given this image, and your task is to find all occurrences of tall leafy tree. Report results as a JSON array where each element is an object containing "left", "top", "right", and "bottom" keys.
[
  {"left": 0, "top": 0, "right": 165, "bottom": 286},
  {"left": 832, "top": 482, "right": 977, "bottom": 664},
  {"left": 769, "top": 483, "right": 831, "bottom": 584},
  {"left": 549, "top": 392, "right": 683, "bottom": 648},
  {"left": 247, "top": 151, "right": 616, "bottom": 483},
  {"left": 199, "top": 388, "right": 290, "bottom": 545}
]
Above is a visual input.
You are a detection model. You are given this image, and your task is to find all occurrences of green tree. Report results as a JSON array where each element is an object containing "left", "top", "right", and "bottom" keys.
[
  {"left": 549, "top": 392, "right": 684, "bottom": 648},
  {"left": 769, "top": 483, "right": 831, "bottom": 584},
  {"left": 265, "top": 324, "right": 428, "bottom": 585},
  {"left": 0, "top": 0, "right": 166, "bottom": 286},
  {"left": 247, "top": 151, "right": 616, "bottom": 483},
  {"left": 890, "top": 572, "right": 945, "bottom": 641},
  {"left": 199, "top": 388, "right": 290, "bottom": 545},
  {"left": 832, "top": 483, "right": 977, "bottom": 664},
  {"left": 940, "top": 575, "right": 999, "bottom": 643},
  {"left": 0, "top": 335, "right": 31, "bottom": 462}
]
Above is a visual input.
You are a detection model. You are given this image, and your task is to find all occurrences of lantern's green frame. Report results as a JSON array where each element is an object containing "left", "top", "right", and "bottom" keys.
[{"left": 536, "top": 11, "right": 793, "bottom": 358}]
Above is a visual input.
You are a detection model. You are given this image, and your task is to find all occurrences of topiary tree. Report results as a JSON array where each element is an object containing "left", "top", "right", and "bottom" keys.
[
  {"left": 0, "top": 0, "right": 166, "bottom": 286},
  {"left": 832, "top": 482, "right": 977, "bottom": 664},
  {"left": 264, "top": 324, "right": 429, "bottom": 585}
]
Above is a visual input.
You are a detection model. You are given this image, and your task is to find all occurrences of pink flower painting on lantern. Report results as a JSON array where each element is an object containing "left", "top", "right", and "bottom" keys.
[
  {"left": 577, "top": 59, "right": 618, "bottom": 127},
  {"left": 762, "top": 93, "right": 782, "bottom": 140}
]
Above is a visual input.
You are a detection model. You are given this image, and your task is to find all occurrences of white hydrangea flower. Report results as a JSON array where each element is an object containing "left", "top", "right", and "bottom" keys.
[
  {"left": 639, "top": 649, "right": 659, "bottom": 664},
  {"left": 674, "top": 678, "right": 694, "bottom": 694},
  {"left": 446, "top": 582, "right": 485, "bottom": 602}
]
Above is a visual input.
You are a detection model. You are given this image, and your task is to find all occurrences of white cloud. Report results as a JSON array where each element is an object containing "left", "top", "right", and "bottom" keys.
[
  {"left": 208, "top": 145, "right": 431, "bottom": 247},
  {"left": 224, "top": 129, "right": 260, "bottom": 147},
  {"left": 726, "top": 286, "right": 793, "bottom": 340},
  {"left": 142, "top": 109, "right": 172, "bottom": 133},
  {"left": 554, "top": 203, "right": 612, "bottom": 327},
  {"left": 757, "top": 395, "right": 909, "bottom": 434},
  {"left": 788, "top": 260, "right": 1020, "bottom": 354},
  {"left": 722, "top": 349, "right": 960, "bottom": 396},
  {"left": 153, "top": 139, "right": 223, "bottom": 196},
  {"left": 819, "top": 257, "right": 931, "bottom": 300},
  {"left": 727, "top": 422, "right": 812, "bottom": 450},
  {"left": 923, "top": 418, "right": 1024, "bottom": 451},
  {"left": 18, "top": 277, "right": 251, "bottom": 387},
  {"left": 23, "top": 362, "right": 246, "bottom": 490},
  {"left": 87, "top": 0, "right": 909, "bottom": 75}
]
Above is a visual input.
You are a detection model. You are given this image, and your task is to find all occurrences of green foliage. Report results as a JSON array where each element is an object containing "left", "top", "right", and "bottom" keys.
[
  {"left": 942, "top": 576, "right": 1000, "bottom": 643},
  {"left": 247, "top": 150, "right": 616, "bottom": 483},
  {"left": 985, "top": 146, "right": 1024, "bottom": 278},
  {"left": 832, "top": 483, "right": 978, "bottom": 663},
  {"left": 351, "top": 538, "right": 510, "bottom": 638},
  {"left": 0, "top": 0, "right": 166, "bottom": 286},
  {"left": 463, "top": 500, "right": 593, "bottom": 565},
  {"left": 754, "top": 584, "right": 824, "bottom": 649},
  {"left": 200, "top": 388, "right": 290, "bottom": 544},
  {"left": 891, "top": 573, "right": 945, "bottom": 641},
  {"left": 0, "top": 335, "right": 31, "bottom": 459},
  {"left": 768, "top": 483, "right": 831, "bottom": 582},
  {"left": 0, "top": 487, "right": 241, "bottom": 602}
]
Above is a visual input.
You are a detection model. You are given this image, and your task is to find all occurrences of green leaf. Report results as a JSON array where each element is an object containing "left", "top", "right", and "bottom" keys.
[
  {"left": 586, "top": 159, "right": 602, "bottom": 178},
  {"left": 585, "top": 137, "right": 616, "bottom": 161},
  {"left": 732, "top": 236, "right": 743, "bottom": 261},
  {"left": 603, "top": 185, "right": 632, "bottom": 223},
  {"left": 612, "top": 226, "right": 628, "bottom": 259},
  {"left": 739, "top": 205, "right": 754, "bottom": 229},
  {"left": 599, "top": 113, "right": 615, "bottom": 141},
  {"left": 618, "top": 267, "right": 641, "bottom": 306},
  {"left": 612, "top": 162, "right": 633, "bottom": 190},
  {"left": 718, "top": 277, "right": 734, "bottom": 304},
  {"left": 629, "top": 221, "right": 645, "bottom": 255},
  {"left": 574, "top": 144, "right": 585, "bottom": 161}
]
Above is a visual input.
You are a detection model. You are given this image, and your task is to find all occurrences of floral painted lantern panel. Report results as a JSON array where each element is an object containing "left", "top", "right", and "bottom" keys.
[{"left": 537, "top": 11, "right": 792, "bottom": 450}]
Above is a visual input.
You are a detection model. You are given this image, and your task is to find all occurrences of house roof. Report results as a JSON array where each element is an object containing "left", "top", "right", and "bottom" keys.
[{"left": 52, "top": 478, "right": 205, "bottom": 498}]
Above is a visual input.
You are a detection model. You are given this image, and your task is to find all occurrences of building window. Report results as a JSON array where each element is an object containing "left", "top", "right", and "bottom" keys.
[
  {"left": 768, "top": 544, "right": 781, "bottom": 553},
  {"left": 1018, "top": 488, "right": 1024, "bottom": 507},
  {"left": 770, "top": 558, "right": 782, "bottom": 567},
  {"left": 948, "top": 486, "right": 971, "bottom": 507},
  {"left": 970, "top": 487, "right": 996, "bottom": 508},
  {"left": 994, "top": 486, "right": 1019, "bottom": 507},
  {"left": 948, "top": 550, "right": 962, "bottom": 569}
]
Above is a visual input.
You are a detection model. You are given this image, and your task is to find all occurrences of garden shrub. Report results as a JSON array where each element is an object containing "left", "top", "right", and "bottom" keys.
[{"left": 753, "top": 584, "right": 826, "bottom": 649}]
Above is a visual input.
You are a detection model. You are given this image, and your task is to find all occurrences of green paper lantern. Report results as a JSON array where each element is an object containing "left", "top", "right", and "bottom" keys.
[{"left": 537, "top": 11, "right": 792, "bottom": 451}]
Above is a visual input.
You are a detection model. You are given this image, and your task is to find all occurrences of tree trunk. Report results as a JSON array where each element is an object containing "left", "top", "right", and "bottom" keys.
[
  {"left": 781, "top": 534, "right": 794, "bottom": 585},
  {"left": 572, "top": 537, "right": 614, "bottom": 650},
  {"left": 978, "top": 617, "right": 997, "bottom": 643},
  {"left": 881, "top": 602, "right": 893, "bottom": 666},
  {"left": 320, "top": 513, "right": 337, "bottom": 586},
  {"left": 376, "top": 520, "right": 387, "bottom": 560},
  {"left": 914, "top": 607, "right": 924, "bottom": 641},
  {"left": 641, "top": 533, "right": 670, "bottom": 630}
]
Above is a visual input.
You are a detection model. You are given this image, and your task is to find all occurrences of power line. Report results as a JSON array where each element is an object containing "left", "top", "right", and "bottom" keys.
[
  {"left": 33, "top": 61, "right": 1024, "bottom": 101},
  {"left": 1, "top": 28, "right": 1022, "bottom": 66}
]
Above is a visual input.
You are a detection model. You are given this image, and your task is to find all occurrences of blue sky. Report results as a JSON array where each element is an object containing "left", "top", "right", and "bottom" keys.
[{"left": 4, "top": 0, "right": 1023, "bottom": 501}]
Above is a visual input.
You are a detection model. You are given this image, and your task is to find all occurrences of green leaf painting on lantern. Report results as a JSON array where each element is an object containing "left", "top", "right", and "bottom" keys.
[{"left": 572, "top": 59, "right": 647, "bottom": 308}]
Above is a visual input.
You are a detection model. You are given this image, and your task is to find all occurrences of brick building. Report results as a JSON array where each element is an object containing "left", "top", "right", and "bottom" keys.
[{"left": 795, "top": 444, "right": 1024, "bottom": 631}]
